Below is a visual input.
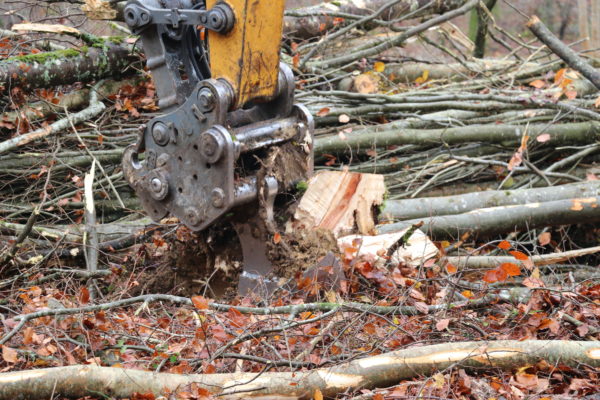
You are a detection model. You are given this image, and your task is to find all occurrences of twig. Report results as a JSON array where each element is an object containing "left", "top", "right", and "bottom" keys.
[
  {"left": 528, "top": 15, "right": 600, "bottom": 89},
  {"left": 83, "top": 161, "right": 99, "bottom": 299},
  {"left": 446, "top": 245, "right": 600, "bottom": 269},
  {"left": 298, "top": 0, "right": 407, "bottom": 69},
  {"left": 0, "top": 294, "right": 502, "bottom": 345},
  {"left": 308, "top": 0, "right": 479, "bottom": 70},
  {"left": 0, "top": 83, "right": 106, "bottom": 155}
]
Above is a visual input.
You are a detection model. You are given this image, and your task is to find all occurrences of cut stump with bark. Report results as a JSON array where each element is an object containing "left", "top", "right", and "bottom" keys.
[{"left": 292, "top": 170, "right": 385, "bottom": 236}]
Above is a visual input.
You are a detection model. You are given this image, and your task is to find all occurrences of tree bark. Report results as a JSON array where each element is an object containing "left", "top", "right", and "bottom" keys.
[
  {"left": 446, "top": 245, "right": 600, "bottom": 269},
  {"left": 284, "top": 0, "right": 471, "bottom": 40},
  {"left": 0, "top": 340, "right": 598, "bottom": 399},
  {"left": 378, "top": 196, "right": 600, "bottom": 239},
  {"left": 381, "top": 181, "right": 600, "bottom": 220},
  {"left": 315, "top": 121, "right": 600, "bottom": 156},
  {"left": 0, "top": 78, "right": 140, "bottom": 124},
  {"left": 0, "top": 85, "right": 106, "bottom": 155},
  {"left": 306, "top": 0, "right": 478, "bottom": 70},
  {"left": 0, "top": 45, "right": 136, "bottom": 91},
  {"left": 472, "top": 0, "right": 497, "bottom": 58},
  {"left": 380, "top": 59, "right": 539, "bottom": 84},
  {"left": 528, "top": 15, "right": 600, "bottom": 89}
]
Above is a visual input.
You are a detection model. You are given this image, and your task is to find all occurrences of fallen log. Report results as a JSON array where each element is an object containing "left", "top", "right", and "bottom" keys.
[
  {"left": 528, "top": 15, "right": 600, "bottom": 90},
  {"left": 377, "top": 196, "right": 600, "bottom": 239},
  {"left": 0, "top": 44, "right": 136, "bottom": 90},
  {"left": 0, "top": 340, "right": 597, "bottom": 399},
  {"left": 315, "top": 121, "right": 600, "bottom": 155},
  {"left": 446, "top": 245, "right": 600, "bottom": 269},
  {"left": 306, "top": 0, "right": 478, "bottom": 70},
  {"left": 380, "top": 59, "right": 536, "bottom": 83},
  {"left": 0, "top": 82, "right": 106, "bottom": 155},
  {"left": 381, "top": 181, "right": 600, "bottom": 220},
  {"left": 0, "top": 78, "right": 141, "bottom": 124},
  {"left": 284, "top": 0, "right": 471, "bottom": 39}
]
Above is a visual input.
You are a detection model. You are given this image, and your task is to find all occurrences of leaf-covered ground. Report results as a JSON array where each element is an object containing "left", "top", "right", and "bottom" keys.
[{"left": 1, "top": 224, "right": 599, "bottom": 399}]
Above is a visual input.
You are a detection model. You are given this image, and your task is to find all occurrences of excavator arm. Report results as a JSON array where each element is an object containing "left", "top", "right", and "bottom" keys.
[{"left": 121, "top": 0, "right": 313, "bottom": 293}]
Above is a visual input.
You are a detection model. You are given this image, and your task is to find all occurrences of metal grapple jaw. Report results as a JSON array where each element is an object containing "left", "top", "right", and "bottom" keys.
[
  {"left": 121, "top": 0, "right": 314, "bottom": 295},
  {"left": 122, "top": 69, "right": 314, "bottom": 231}
]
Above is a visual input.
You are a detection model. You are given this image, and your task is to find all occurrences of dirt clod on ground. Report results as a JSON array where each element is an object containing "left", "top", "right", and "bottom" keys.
[{"left": 269, "top": 227, "right": 338, "bottom": 280}]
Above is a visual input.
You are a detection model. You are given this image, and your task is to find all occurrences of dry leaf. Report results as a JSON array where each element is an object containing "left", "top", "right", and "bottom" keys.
[
  {"left": 522, "top": 276, "right": 545, "bottom": 288},
  {"left": 564, "top": 90, "right": 577, "bottom": 100},
  {"left": 536, "top": 133, "right": 551, "bottom": 143},
  {"left": 314, "top": 389, "right": 324, "bottom": 400},
  {"left": 509, "top": 250, "right": 529, "bottom": 261},
  {"left": 538, "top": 232, "right": 551, "bottom": 246},
  {"left": 594, "top": 95, "right": 600, "bottom": 108},
  {"left": 436, "top": 319, "right": 450, "bottom": 331},
  {"left": 498, "top": 240, "right": 511, "bottom": 250},
  {"left": 79, "top": 287, "right": 90, "bottom": 304},
  {"left": 576, "top": 323, "right": 589, "bottom": 336},
  {"left": 554, "top": 68, "right": 566, "bottom": 85},
  {"left": 414, "top": 69, "right": 429, "bottom": 84},
  {"left": 414, "top": 301, "right": 429, "bottom": 314},
  {"left": 445, "top": 263, "right": 457, "bottom": 274},
  {"left": 500, "top": 262, "right": 521, "bottom": 277},
  {"left": 483, "top": 269, "right": 499, "bottom": 283},
  {"left": 373, "top": 61, "right": 385, "bottom": 72},
  {"left": 529, "top": 79, "right": 545, "bottom": 89},
  {"left": 508, "top": 134, "right": 529, "bottom": 171},
  {"left": 316, "top": 107, "right": 330, "bottom": 117},
  {"left": 191, "top": 296, "right": 209, "bottom": 310},
  {"left": 2, "top": 345, "right": 18, "bottom": 363}
]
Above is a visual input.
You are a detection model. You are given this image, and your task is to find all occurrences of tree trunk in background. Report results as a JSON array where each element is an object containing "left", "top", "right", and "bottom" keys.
[
  {"left": 472, "top": 0, "right": 497, "bottom": 58},
  {"left": 592, "top": 0, "right": 600, "bottom": 57},
  {"left": 579, "top": 0, "right": 600, "bottom": 57}
]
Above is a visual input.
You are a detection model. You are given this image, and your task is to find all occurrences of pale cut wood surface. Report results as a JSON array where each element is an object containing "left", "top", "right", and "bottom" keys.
[{"left": 293, "top": 170, "right": 385, "bottom": 236}]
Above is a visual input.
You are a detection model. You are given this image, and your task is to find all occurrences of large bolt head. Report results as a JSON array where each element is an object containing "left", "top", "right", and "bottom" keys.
[
  {"left": 152, "top": 122, "right": 169, "bottom": 146},
  {"left": 147, "top": 171, "right": 169, "bottom": 201},
  {"left": 185, "top": 207, "right": 203, "bottom": 225},
  {"left": 150, "top": 177, "right": 162, "bottom": 192},
  {"left": 198, "top": 88, "right": 215, "bottom": 112},
  {"left": 211, "top": 188, "right": 226, "bottom": 208},
  {"left": 200, "top": 128, "right": 224, "bottom": 163}
]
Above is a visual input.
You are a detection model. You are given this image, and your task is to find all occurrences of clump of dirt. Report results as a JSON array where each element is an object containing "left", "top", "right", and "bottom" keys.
[
  {"left": 269, "top": 227, "right": 339, "bottom": 280},
  {"left": 133, "top": 138, "right": 326, "bottom": 298},
  {"left": 135, "top": 225, "right": 241, "bottom": 299},
  {"left": 268, "top": 141, "right": 312, "bottom": 189}
]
